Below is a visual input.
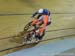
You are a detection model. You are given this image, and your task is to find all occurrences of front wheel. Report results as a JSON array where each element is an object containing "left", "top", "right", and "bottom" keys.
[{"left": 24, "top": 22, "right": 32, "bottom": 31}]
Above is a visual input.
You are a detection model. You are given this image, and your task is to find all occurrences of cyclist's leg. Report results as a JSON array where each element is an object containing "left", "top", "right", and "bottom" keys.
[{"left": 36, "top": 30, "right": 45, "bottom": 40}]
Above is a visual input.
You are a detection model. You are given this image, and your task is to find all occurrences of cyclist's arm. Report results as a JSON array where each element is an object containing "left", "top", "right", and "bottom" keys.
[{"left": 32, "top": 11, "right": 38, "bottom": 18}]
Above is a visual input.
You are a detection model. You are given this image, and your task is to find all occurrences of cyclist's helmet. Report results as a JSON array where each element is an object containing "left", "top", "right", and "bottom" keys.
[
  {"left": 38, "top": 9, "right": 43, "bottom": 14},
  {"left": 38, "top": 9, "right": 49, "bottom": 15}
]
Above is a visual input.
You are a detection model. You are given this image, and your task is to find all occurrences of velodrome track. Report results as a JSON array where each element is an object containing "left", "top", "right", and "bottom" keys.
[
  {"left": 5, "top": 36, "right": 75, "bottom": 56},
  {"left": 0, "top": 28, "right": 75, "bottom": 56},
  {"left": 0, "top": 0, "right": 75, "bottom": 56}
]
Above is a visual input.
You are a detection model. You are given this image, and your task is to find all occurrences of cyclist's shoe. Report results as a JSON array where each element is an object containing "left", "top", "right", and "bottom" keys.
[{"left": 35, "top": 39, "right": 40, "bottom": 43}]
